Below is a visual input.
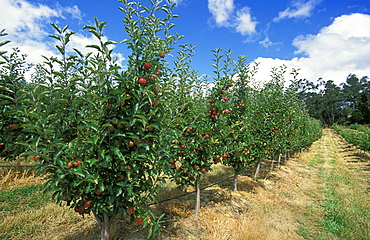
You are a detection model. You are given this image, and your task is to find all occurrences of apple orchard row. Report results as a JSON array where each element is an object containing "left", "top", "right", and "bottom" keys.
[{"left": 0, "top": 0, "right": 322, "bottom": 238}]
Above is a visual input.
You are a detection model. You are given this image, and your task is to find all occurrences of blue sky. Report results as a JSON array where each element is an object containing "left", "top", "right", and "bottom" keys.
[{"left": 1, "top": 0, "right": 370, "bottom": 85}]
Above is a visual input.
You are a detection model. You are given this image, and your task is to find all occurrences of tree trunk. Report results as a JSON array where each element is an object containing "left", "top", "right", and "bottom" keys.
[
  {"left": 254, "top": 161, "right": 261, "bottom": 180},
  {"left": 233, "top": 169, "right": 240, "bottom": 192},
  {"left": 269, "top": 156, "right": 275, "bottom": 172},
  {"left": 194, "top": 175, "right": 201, "bottom": 218},
  {"left": 277, "top": 154, "right": 281, "bottom": 166},
  {"left": 94, "top": 212, "right": 112, "bottom": 240}
]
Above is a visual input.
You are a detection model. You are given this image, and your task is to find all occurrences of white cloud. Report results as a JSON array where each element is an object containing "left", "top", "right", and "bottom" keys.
[
  {"left": 273, "top": 0, "right": 321, "bottom": 22},
  {"left": 207, "top": 0, "right": 257, "bottom": 35},
  {"left": 208, "top": 0, "right": 235, "bottom": 26},
  {"left": 253, "top": 13, "right": 370, "bottom": 86},
  {"left": 234, "top": 7, "right": 257, "bottom": 35},
  {"left": 0, "top": 0, "right": 82, "bottom": 64},
  {"left": 259, "top": 37, "right": 282, "bottom": 51}
]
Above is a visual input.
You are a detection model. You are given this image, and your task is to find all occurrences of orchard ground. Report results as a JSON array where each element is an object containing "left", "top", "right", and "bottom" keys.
[{"left": 0, "top": 128, "right": 369, "bottom": 239}]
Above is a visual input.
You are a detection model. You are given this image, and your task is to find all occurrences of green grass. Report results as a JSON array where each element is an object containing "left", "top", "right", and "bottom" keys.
[
  {"left": 0, "top": 183, "right": 50, "bottom": 224},
  {"left": 318, "top": 162, "right": 370, "bottom": 239}
]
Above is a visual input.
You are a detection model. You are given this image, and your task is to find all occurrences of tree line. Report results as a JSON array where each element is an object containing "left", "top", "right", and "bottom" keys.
[{"left": 292, "top": 74, "right": 370, "bottom": 126}]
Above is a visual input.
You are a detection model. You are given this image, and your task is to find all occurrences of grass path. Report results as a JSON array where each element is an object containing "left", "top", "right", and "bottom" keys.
[{"left": 303, "top": 128, "right": 370, "bottom": 239}]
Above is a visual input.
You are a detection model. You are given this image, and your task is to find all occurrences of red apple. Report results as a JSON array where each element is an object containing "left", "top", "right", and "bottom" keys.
[
  {"left": 136, "top": 217, "right": 143, "bottom": 224},
  {"left": 9, "top": 124, "right": 19, "bottom": 130},
  {"left": 127, "top": 207, "right": 135, "bottom": 215},
  {"left": 143, "top": 62, "right": 151, "bottom": 70},
  {"left": 95, "top": 188, "right": 102, "bottom": 195},
  {"left": 84, "top": 201, "right": 91, "bottom": 208},
  {"left": 138, "top": 78, "right": 147, "bottom": 85}
]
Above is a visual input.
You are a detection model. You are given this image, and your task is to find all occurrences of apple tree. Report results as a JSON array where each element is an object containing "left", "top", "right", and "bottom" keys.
[
  {"left": 0, "top": 31, "right": 32, "bottom": 160},
  {"left": 160, "top": 43, "right": 215, "bottom": 217},
  {"left": 18, "top": 0, "right": 182, "bottom": 239}
]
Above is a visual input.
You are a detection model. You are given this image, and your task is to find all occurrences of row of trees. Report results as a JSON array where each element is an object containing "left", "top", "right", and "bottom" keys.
[
  {"left": 293, "top": 74, "right": 370, "bottom": 126},
  {"left": 0, "top": 0, "right": 322, "bottom": 239}
]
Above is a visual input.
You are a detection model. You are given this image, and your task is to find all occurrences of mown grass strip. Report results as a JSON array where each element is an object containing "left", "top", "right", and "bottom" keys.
[{"left": 318, "top": 147, "right": 370, "bottom": 239}]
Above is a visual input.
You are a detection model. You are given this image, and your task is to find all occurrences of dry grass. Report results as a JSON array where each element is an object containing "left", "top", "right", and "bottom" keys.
[{"left": 1, "top": 129, "right": 369, "bottom": 239}]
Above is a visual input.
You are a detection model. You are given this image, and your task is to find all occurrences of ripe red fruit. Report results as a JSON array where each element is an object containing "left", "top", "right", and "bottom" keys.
[
  {"left": 210, "top": 115, "right": 215, "bottom": 119},
  {"left": 180, "top": 145, "right": 185, "bottom": 149},
  {"left": 201, "top": 168, "right": 207, "bottom": 173},
  {"left": 74, "top": 206, "right": 83, "bottom": 213},
  {"left": 84, "top": 201, "right": 91, "bottom": 208},
  {"left": 204, "top": 134, "right": 210, "bottom": 138},
  {"left": 9, "top": 124, "right": 19, "bottom": 130},
  {"left": 209, "top": 100, "right": 214, "bottom": 103},
  {"left": 193, "top": 166, "right": 199, "bottom": 170},
  {"left": 67, "top": 162, "right": 73, "bottom": 168},
  {"left": 33, "top": 155, "right": 40, "bottom": 161},
  {"left": 138, "top": 78, "right": 147, "bottom": 85},
  {"left": 143, "top": 62, "right": 151, "bottom": 70},
  {"left": 222, "top": 154, "right": 228, "bottom": 158},
  {"left": 95, "top": 188, "right": 102, "bottom": 195},
  {"left": 223, "top": 97, "right": 229, "bottom": 101},
  {"left": 160, "top": 52, "right": 165, "bottom": 58},
  {"left": 136, "top": 217, "right": 143, "bottom": 224},
  {"left": 224, "top": 109, "right": 231, "bottom": 114},
  {"left": 228, "top": 82, "right": 233, "bottom": 87},
  {"left": 128, "top": 141, "right": 135, "bottom": 148},
  {"left": 220, "top": 89, "right": 225, "bottom": 94},
  {"left": 155, "top": 71, "right": 161, "bottom": 75},
  {"left": 127, "top": 207, "right": 135, "bottom": 215}
]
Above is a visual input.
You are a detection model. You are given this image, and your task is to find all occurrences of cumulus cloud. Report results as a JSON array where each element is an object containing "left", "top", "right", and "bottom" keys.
[
  {"left": 234, "top": 7, "right": 257, "bottom": 35},
  {"left": 0, "top": 0, "right": 82, "bottom": 64},
  {"left": 208, "top": 0, "right": 257, "bottom": 35},
  {"left": 273, "top": 0, "right": 321, "bottom": 22},
  {"left": 253, "top": 13, "right": 370, "bottom": 85},
  {"left": 208, "top": 0, "right": 235, "bottom": 26}
]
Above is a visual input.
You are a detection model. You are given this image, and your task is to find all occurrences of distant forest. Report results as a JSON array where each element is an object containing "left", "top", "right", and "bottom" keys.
[{"left": 291, "top": 74, "right": 370, "bottom": 126}]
